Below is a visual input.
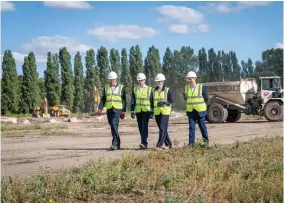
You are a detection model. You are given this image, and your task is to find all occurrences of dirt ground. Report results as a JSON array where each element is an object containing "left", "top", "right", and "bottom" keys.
[{"left": 1, "top": 116, "right": 283, "bottom": 180}]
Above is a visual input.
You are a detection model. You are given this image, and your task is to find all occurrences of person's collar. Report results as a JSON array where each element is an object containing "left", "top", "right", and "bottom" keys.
[{"left": 155, "top": 84, "right": 165, "bottom": 91}]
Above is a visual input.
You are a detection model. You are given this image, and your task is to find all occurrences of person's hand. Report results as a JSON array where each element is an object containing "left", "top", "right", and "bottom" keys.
[
  {"left": 96, "top": 109, "right": 102, "bottom": 116},
  {"left": 157, "top": 101, "right": 167, "bottom": 107},
  {"left": 120, "top": 112, "right": 125, "bottom": 119},
  {"left": 149, "top": 111, "right": 154, "bottom": 119},
  {"left": 131, "top": 111, "right": 136, "bottom": 119}
]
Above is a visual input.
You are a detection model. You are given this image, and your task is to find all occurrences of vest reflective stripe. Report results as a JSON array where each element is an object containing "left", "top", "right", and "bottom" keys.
[
  {"left": 185, "top": 83, "right": 207, "bottom": 112},
  {"left": 153, "top": 87, "right": 171, "bottom": 115},
  {"left": 134, "top": 86, "right": 152, "bottom": 113},
  {"left": 105, "top": 84, "right": 123, "bottom": 110}
]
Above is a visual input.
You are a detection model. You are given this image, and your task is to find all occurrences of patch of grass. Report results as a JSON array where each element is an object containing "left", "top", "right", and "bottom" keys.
[
  {"left": 41, "top": 128, "right": 71, "bottom": 136},
  {"left": 1, "top": 123, "right": 42, "bottom": 132},
  {"left": 1, "top": 136, "right": 283, "bottom": 202}
]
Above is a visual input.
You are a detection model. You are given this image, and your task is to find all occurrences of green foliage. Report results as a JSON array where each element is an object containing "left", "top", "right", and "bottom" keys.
[
  {"left": 1, "top": 50, "right": 20, "bottom": 114},
  {"left": 73, "top": 51, "right": 84, "bottom": 113},
  {"left": 120, "top": 48, "right": 132, "bottom": 110},
  {"left": 44, "top": 52, "right": 61, "bottom": 106},
  {"left": 2, "top": 45, "right": 283, "bottom": 113},
  {"left": 1, "top": 137, "right": 282, "bottom": 202},
  {"left": 59, "top": 47, "right": 74, "bottom": 110},
  {"left": 84, "top": 48, "right": 101, "bottom": 113},
  {"left": 97, "top": 46, "right": 109, "bottom": 90},
  {"left": 110, "top": 48, "right": 121, "bottom": 81},
  {"left": 144, "top": 45, "right": 161, "bottom": 87}
]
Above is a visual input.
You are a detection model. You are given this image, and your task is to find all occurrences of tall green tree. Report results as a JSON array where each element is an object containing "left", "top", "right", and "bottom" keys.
[
  {"left": 198, "top": 48, "right": 208, "bottom": 82},
  {"left": 84, "top": 48, "right": 101, "bottom": 113},
  {"left": 129, "top": 46, "right": 137, "bottom": 88},
  {"left": 44, "top": 52, "right": 61, "bottom": 106},
  {"left": 97, "top": 46, "right": 109, "bottom": 90},
  {"left": 73, "top": 51, "right": 84, "bottom": 113},
  {"left": 144, "top": 45, "right": 161, "bottom": 87},
  {"left": 28, "top": 52, "right": 41, "bottom": 109},
  {"left": 59, "top": 47, "right": 74, "bottom": 110},
  {"left": 110, "top": 48, "right": 121, "bottom": 81},
  {"left": 20, "top": 57, "right": 33, "bottom": 113},
  {"left": 120, "top": 48, "right": 132, "bottom": 110},
  {"left": 247, "top": 58, "right": 254, "bottom": 77},
  {"left": 1, "top": 50, "right": 20, "bottom": 114},
  {"left": 230, "top": 51, "right": 241, "bottom": 81}
]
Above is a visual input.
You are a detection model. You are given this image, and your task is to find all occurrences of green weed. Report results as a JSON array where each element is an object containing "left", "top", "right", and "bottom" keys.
[{"left": 1, "top": 136, "right": 283, "bottom": 203}]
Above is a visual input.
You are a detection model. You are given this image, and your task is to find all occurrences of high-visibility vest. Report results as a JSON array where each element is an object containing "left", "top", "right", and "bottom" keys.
[
  {"left": 105, "top": 84, "right": 123, "bottom": 110},
  {"left": 153, "top": 87, "right": 171, "bottom": 116},
  {"left": 185, "top": 83, "right": 207, "bottom": 112},
  {"left": 134, "top": 86, "right": 152, "bottom": 113}
]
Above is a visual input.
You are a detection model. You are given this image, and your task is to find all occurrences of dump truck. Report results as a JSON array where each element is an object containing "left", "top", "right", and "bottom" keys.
[{"left": 202, "top": 76, "right": 283, "bottom": 123}]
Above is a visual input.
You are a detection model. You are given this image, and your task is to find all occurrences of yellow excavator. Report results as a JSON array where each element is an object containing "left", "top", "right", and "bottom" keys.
[
  {"left": 32, "top": 96, "right": 71, "bottom": 118},
  {"left": 92, "top": 86, "right": 106, "bottom": 116}
]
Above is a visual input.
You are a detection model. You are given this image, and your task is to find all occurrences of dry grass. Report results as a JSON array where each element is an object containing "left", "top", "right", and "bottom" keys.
[{"left": 1, "top": 136, "right": 283, "bottom": 203}]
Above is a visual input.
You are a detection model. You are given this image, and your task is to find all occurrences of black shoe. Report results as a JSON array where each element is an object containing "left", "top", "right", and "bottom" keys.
[
  {"left": 109, "top": 145, "right": 119, "bottom": 150},
  {"left": 139, "top": 143, "right": 147, "bottom": 149}
]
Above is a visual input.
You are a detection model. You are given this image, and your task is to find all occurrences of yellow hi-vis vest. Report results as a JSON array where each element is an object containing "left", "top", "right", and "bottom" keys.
[
  {"left": 105, "top": 84, "right": 123, "bottom": 110},
  {"left": 134, "top": 86, "right": 152, "bottom": 113},
  {"left": 185, "top": 83, "right": 207, "bottom": 112},
  {"left": 153, "top": 87, "right": 171, "bottom": 116}
]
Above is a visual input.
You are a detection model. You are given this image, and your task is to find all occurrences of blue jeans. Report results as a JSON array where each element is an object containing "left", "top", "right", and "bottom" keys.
[
  {"left": 107, "top": 109, "right": 121, "bottom": 147},
  {"left": 155, "top": 114, "right": 172, "bottom": 147},
  {"left": 188, "top": 111, "right": 209, "bottom": 145},
  {"left": 136, "top": 112, "right": 150, "bottom": 146}
]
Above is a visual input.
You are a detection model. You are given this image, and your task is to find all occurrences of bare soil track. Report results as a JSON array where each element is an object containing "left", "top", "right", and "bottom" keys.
[{"left": 1, "top": 117, "right": 283, "bottom": 179}]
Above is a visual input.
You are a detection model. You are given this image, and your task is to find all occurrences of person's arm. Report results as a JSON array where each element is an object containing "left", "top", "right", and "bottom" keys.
[
  {"left": 131, "top": 90, "right": 136, "bottom": 112},
  {"left": 98, "top": 86, "right": 106, "bottom": 110},
  {"left": 122, "top": 86, "right": 127, "bottom": 112},
  {"left": 202, "top": 85, "right": 209, "bottom": 104},
  {"left": 166, "top": 89, "right": 173, "bottom": 105},
  {"left": 149, "top": 89, "right": 154, "bottom": 111}
]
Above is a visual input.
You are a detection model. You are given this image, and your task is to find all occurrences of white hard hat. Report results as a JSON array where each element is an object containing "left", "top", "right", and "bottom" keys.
[
  {"left": 108, "top": 71, "right": 118, "bottom": 80},
  {"left": 186, "top": 71, "right": 197, "bottom": 78},
  {"left": 155, "top": 73, "right": 166, "bottom": 81},
  {"left": 137, "top": 73, "right": 146, "bottom": 81}
]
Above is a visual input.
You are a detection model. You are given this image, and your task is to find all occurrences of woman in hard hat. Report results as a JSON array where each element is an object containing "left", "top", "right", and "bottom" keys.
[
  {"left": 152, "top": 73, "right": 173, "bottom": 151},
  {"left": 130, "top": 73, "right": 153, "bottom": 150},
  {"left": 97, "top": 71, "right": 127, "bottom": 150}
]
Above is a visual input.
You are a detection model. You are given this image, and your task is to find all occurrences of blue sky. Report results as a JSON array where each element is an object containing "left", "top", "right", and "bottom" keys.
[{"left": 1, "top": 1, "right": 283, "bottom": 77}]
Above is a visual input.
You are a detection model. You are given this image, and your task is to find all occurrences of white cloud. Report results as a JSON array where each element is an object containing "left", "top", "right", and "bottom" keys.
[
  {"left": 237, "top": 1, "right": 271, "bottom": 6},
  {"left": 12, "top": 52, "right": 47, "bottom": 64},
  {"left": 197, "top": 24, "right": 211, "bottom": 33},
  {"left": 21, "top": 35, "right": 92, "bottom": 55},
  {"left": 1, "top": 1, "right": 16, "bottom": 12},
  {"left": 168, "top": 24, "right": 188, "bottom": 34},
  {"left": 168, "top": 23, "right": 210, "bottom": 34},
  {"left": 43, "top": 1, "right": 93, "bottom": 10},
  {"left": 200, "top": 2, "right": 234, "bottom": 13},
  {"left": 88, "top": 24, "right": 158, "bottom": 42},
  {"left": 274, "top": 43, "right": 284, "bottom": 49},
  {"left": 200, "top": 1, "right": 271, "bottom": 13},
  {"left": 156, "top": 5, "right": 204, "bottom": 24}
]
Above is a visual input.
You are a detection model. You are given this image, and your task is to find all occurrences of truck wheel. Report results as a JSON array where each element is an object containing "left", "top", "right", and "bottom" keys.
[
  {"left": 264, "top": 101, "right": 283, "bottom": 122},
  {"left": 226, "top": 110, "right": 241, "bottom": 123},
  {"left": 207, "top": 103, "right": 228, "bottom": 123}
]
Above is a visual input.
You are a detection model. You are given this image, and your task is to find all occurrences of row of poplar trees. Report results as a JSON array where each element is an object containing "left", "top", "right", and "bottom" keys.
[{"left": 1, "top": 45, "right": 283, "bottom": 115}]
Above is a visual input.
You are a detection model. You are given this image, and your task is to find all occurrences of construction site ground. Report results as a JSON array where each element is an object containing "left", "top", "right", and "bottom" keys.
[{"left": 1, "top": 113, "right": 283, "bottom": 180}]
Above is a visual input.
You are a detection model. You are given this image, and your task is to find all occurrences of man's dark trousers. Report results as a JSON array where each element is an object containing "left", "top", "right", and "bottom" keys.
[
  {"left": 155, "top": 114, "right": 172, "bottom": 147},
  {"left": 107, "top": 108, "right": 121, "bottom": 147},
  {"left": 188, "top": 110, "right": 209, "bottom": 145},
  {"left": 136, "top": 111, "right": 150, "bottom": 147}
]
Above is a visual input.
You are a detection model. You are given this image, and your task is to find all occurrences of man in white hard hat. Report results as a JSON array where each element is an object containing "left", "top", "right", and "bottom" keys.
[
  {"left": 184, "top": 71, "right": 209, "bottom": 147},
  {"left": 152, "top": 73, "right": 173, "bottom": 151},
  {"left": 130, "top": 73, "right": 153, "bottom": 149},
  {"left": 98, "top": 71, "right": 127, "bottom": 150}
]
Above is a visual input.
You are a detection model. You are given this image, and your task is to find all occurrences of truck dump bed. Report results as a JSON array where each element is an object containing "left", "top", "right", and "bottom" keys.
[{"left": 201, "top": 78, "right": 258, "bottom": 105}]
